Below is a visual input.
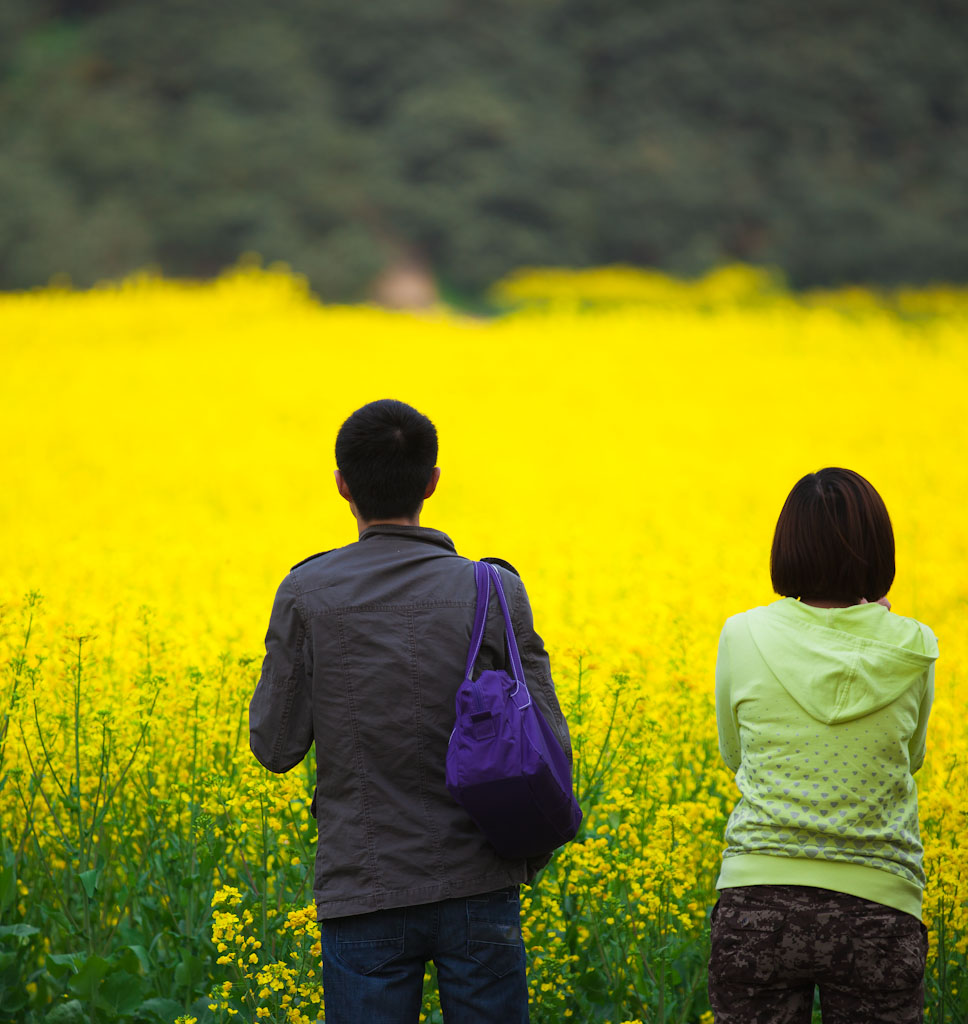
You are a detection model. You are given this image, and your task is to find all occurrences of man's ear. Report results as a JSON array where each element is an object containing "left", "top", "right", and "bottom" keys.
[
  {"left": 334, "top": 469, "right": 353, "bottom": 503},
  {"left": 424, "top": 467, "right": 441, "bottom": 499}
]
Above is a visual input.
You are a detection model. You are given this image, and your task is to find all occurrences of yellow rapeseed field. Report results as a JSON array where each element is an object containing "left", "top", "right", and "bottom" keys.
[{"left": 2, "top": 265, "right": 967, "bottom": 1022}]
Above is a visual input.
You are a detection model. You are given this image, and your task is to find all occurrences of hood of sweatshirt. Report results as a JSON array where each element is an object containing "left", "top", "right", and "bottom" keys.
[{"left": 745, "top": 598, "right": 939, "bottom": 725}]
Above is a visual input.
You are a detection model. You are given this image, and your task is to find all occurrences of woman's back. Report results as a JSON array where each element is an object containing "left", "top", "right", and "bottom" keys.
[
  {"left": 716, "top": 598, "right": 937, "bottom": 919},
  {"left": 708, "top": 467, "right": 937, "bottom": 1024}
]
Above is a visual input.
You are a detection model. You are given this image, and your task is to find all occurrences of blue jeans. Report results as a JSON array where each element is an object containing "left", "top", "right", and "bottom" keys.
[{"left": 319, "top": 886, "right": 529, "bottom": 1024}]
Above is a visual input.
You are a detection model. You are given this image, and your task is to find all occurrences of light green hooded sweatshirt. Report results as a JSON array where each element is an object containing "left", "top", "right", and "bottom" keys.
[{"left": 716, "top": 598, "right": 938, "bottom": 919}]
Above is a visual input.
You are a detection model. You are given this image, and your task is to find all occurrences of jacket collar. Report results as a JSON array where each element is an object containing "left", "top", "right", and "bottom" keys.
[{"left": 358, "top": 524, "right": 456, "bottom": 552}]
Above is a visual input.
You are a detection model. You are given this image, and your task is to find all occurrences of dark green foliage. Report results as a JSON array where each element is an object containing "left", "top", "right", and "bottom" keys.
[{"left": 1, "top": 0, "right": 966, "bottom": 298}]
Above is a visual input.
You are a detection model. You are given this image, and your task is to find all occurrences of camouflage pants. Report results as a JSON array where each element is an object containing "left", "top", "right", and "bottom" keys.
[{"left": 708, "top": 885, "right": 927, "bottom": 1024}]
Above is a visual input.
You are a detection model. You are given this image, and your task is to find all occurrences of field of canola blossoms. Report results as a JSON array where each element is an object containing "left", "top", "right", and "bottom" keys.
[{"left": 2, "top": 264, "right": 968, "bottom": 1023}]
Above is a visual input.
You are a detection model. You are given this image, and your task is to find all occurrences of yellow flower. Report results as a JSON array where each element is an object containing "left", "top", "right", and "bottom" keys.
[{"left": 5, "top": 265, "right": 967, "bottom": 1020}]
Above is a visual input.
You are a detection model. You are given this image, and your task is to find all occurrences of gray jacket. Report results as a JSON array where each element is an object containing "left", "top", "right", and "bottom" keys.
[{"left": 249, "top": 524, "right": 572, "bottom": 920}]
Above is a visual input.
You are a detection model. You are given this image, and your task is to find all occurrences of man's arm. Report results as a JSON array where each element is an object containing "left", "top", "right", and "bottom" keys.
[
  {"left": 502, "top": 569, "right": 573, "bottom": 764},
  {"left": 249, "top": 574, "right": 314, "bottom": 773},
  {"left": 499, "top": 567, "right": 576, "bottom": 874}
]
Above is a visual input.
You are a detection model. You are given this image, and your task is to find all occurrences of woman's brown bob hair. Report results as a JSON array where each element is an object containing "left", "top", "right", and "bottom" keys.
[{"left": 770, "top": 468, "right": 895, "bottom": 603}]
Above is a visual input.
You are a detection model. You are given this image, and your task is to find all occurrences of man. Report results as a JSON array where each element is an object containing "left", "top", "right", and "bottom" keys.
[{"left": 249, "top": 399, "right": 572, "bottom": 1024}]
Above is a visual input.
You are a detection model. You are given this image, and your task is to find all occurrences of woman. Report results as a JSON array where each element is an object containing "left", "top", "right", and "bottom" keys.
[{"left": 709, "top": 468, "right": 938, "bottom": 1023}]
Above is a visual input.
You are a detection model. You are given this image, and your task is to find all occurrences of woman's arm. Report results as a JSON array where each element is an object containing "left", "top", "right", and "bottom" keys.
[
  {"left": 715, "top": 623, "right": 742, "bottom": 773},
  {"left": 908, "top": 662, "right": 935, "bottom": 773}
]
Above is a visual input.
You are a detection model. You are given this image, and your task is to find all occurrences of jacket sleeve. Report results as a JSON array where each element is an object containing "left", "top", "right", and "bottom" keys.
[
  {"left": 715, "top": 622, "right": 742, "bottom": 773},
  {"left": 504, "top": 569, "right": 574, "bottom": 876},
  {"left": 908, "top": 663, "right": 935, "bottom": 773},
  {"left": 249, "top": 574, "right": 314, "bottom": 773},
  {"left": 506, "top": 571, "right": 573, "bottom": 765}
]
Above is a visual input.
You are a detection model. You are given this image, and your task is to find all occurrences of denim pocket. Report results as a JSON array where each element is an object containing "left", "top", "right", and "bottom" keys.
[
  {"left": 335, "top": 908, "right": 407, "bottom": 975},
  {"left": 467, "top": 888, "right": 524, "bottom": 978}
]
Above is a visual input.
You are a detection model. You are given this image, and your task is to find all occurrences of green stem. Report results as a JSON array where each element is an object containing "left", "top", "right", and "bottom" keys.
[
  {"left": 28, "top": 696, "right": 70, "bottom": 804},
  {"left": 11, "top": 773, "right": 82, "bottom": 932},
  {"left": 0, "top": 592, "right": 41, "bottom": 776},
  {"left": 260, "top": 790, "right": 269, "bottom": 953},
  {"left": 94, "top": 686, "right": 159, "bottom": 829},
  {"left": 16, "top": 712, "right": 73, "bottom": 849},
  {"left": 572, "top": 656, "right": 585, "bottom": 805},
  {"left": 83, "top": 720, "right": 110, "bottom": 873},
  {"left": 69, "top": 636, "right": 95, "bottom": 955}
]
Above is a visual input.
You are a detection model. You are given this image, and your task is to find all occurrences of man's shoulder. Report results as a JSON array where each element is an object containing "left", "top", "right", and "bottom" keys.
[
  {"left": 290, "top": 549, "right": 337, "bottom": 571},
  {"left": 481, "top": 556, "right": 521, "bottom": 579},
  {"left": 481, "top": 557, "right": 533, "bottom": 613},
  {"left": 289, "top": 540, "right": 362, "bottom": 573},
  {"left": 287, "top": 545, "right": 527, "bottom": 604}
]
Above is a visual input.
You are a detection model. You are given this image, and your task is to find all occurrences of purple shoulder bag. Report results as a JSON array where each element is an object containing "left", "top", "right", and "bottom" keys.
[{"left": 445, "top": 561, "right": 582, "bottom": 860}]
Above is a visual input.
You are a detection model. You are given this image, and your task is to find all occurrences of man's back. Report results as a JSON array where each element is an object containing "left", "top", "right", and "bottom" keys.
[
  {"left": 250, "top": 523, "right": 571, "bottom": 919},
  {"left": 249, "top": 398, "right": 571, "bottom": 1023}
]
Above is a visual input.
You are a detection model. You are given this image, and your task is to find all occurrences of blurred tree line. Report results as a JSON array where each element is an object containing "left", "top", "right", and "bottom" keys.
[{"left": 1, "top": 0, "right": 966, "bottom": 300}]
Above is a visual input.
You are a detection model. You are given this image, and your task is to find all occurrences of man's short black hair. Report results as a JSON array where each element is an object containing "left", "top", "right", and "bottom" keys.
[
  {"left": 770, "top": 467, "right": 896, "bottom": 603},
  {"left": 335, "top": 400, "right": 438, "bottom": 521}
]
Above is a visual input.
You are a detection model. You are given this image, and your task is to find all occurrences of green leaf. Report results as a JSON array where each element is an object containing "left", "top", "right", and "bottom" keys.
[
  {"left": 576, "top": 965, "right": 611, "bottom": 1002},
  {"left": 0, "top": 923, "right": 40, "bottom": 939},
  {"left": 45, "top": 1001, "right": 87, "bottom": 1024},
  {"left": 114, "top": 946, "right": 141, "bottom": 977},
  {"left": 173, "top": 952, "right": 202, "bottom": 988},
  {"left": 101, "top": 970, "right": 146, "bottom": 1014},
  {"left": 0, "top": 950, "right": 17, "bottom": 969},
  {"left": 46, "top": 953, "right": 83, "bottom": 979},
  {"left": 67, "top": 954, "right": 111, "bottom": 999},
  {"left": 43, "top": 907, "right": 74, "bottom": 933},
  {"left": 137, "top": 997, "right": 185, "bottom": 1022},
  {"left": 0, "top": 850, "right": 16, "bottom": 912},
  {"left": 0, "top": 983, "right": 28, "bottom": 1013},
  {"left": 78, "top": 867, "right": 101, "bottom": 898},
  {"left": 125, "top": 944, "right": 151, "bottom": 975}
]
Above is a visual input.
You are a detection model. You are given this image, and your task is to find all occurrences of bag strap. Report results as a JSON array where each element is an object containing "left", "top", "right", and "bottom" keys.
[
  {"left": 464, "top": 561, "right": 528, "bottom": 691},
  {"left": 484, "top": 562, "right": 526, "bottom": 686},
  {"left": 464, "top": 561, "right": 491, "bottom": 679}
]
